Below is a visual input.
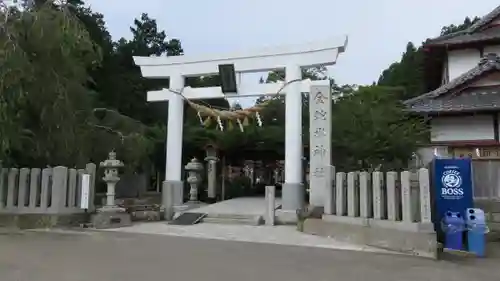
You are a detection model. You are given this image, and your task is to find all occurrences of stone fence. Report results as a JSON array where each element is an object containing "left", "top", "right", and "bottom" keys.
[
  {"left": 304, "top": 168, "right": 437, "bottom": 258},
  {"left": 0, "top": 163, "right": 96, "bottom": 215},
  {"left": 324, "top": 168, "right": 432, "bottom": 228}
]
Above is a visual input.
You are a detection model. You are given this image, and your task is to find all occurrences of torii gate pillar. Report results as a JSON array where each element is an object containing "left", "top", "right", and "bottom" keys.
[
  {"left": 163, "top": 75, "right": 185, "bottom": 206},
  {"left": 282, "top": 65, "right": 304, "bottom": 210},
  {"left": 134, "top": 37, "right": 348, "bottom": 217}
]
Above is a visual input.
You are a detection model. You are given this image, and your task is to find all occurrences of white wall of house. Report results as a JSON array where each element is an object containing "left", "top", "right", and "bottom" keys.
[
  {"left": 446, "top": 44, "right": 500, "bottom": 81},
  {"left": 447, "top": 48, "right": 481, "bottom": 80},
  {"left": 430, "top": 115, "right": 495, "bottom": 142},
  {"left": 419, "top": 114, "right": 497, "bottom": 165}
]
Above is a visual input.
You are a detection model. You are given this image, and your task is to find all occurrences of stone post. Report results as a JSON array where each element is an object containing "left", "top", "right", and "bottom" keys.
[
  {"left": 185, "top": 158, "right": 204, "bottom": 203},
  {"left": 18, "top": 168, "right": 30, "bottom": 210},
  {"left": 265, "top": 185, "right": 276, "bottom": 226},
  {"left": 163, "top": 181, "right": 175, "bottom": 221},
  {"left": 335, "top": 172, "right": 346, "bottom": 216},
  {"left": 372, "top": 171, "right": 385, "bottom": 220},
  {"left": 359, "top": 171, "right": 372, "bottom": 218},
  {"left": 324, "top": 166, "right": 335, "bottom": 215},
  {"left": 401, "top": 171, "right": 414, "bottom": 223},
  {"left": 386, "top": 171, "right": 400, "bottom": 221},
  {"left": 67, "top": 169, "right": 77, "bottom": 209},
  {"left": 28, "top": 168, "right": 41, "bottom": 211},
  {"left": 204, "top": 155, "right": 218, "bottom": 201},
  {"left": 418, "top": 168, "right": 432, "bottom": 224},
  {"left": 6, "top": 169, "right": 18, "bottom": 211},
  {"left": 49, "top": 166, "right": 68, "bottom": 213},
  {"left": 40, "top": 168, "right": 51, "bottom": 210},
  {"left": 85, "top": 163, "right": 97, "bottom": 212},
  {"left": 347, "top": 172, "right": 359, "bottom": 217}
]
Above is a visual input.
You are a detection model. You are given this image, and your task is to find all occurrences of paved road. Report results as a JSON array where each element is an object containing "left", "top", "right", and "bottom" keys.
[{"left": 0, "top": 230, "right": 498, "bottom": 281}]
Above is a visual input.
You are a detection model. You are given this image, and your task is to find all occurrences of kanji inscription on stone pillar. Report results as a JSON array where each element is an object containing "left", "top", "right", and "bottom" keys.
[{"left": 309, "top": 85, "right": 332, "bottom": 208}]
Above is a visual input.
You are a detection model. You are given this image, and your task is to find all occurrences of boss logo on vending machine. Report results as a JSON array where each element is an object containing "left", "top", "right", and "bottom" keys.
[{"left": 441, "top": 169, "right": 464, "bottom": 199}]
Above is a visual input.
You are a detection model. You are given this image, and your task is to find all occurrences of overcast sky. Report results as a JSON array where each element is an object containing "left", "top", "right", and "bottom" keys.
[{"left": 84, "top": 0, "right": 498, "bottom": 106}]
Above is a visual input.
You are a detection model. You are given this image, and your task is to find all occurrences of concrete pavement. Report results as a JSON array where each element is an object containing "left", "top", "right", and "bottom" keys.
[
  {"left": 0, "top": 230, "right": 499, "bottom": 281},
  {"left": 99, "top": 222, "right": 395, "bottom": 254}
]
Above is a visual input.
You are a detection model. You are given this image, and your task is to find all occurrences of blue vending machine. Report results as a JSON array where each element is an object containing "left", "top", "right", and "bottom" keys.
[{"left": 434, "top": 158, "right": 474, "bottom": 251}]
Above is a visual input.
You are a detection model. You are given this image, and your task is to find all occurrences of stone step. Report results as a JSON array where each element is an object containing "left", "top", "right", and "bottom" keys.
[
  {"left": 202, "top": 214, "right": 263, "bottom": 226},
  {"left": 205, "top": 213, "right": 262, "bottom": 220}
]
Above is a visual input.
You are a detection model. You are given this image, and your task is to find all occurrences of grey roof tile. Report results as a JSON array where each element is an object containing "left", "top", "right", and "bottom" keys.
[
  {"left": 407, "top": 87, "right": 500, "bottom": 113},
  {"left": 469, "top": 5, "right": 500, "bottom": 33},
  {"left": 426, "top": 5, "right": 500, "bottom": 46},
  {"left": 427, "top": 26, "right": 500, "bottom": 46}
]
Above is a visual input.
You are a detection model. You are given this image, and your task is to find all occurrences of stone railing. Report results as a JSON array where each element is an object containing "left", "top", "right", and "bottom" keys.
[
  {"left": 323, "top": 168, "right": 432, "bottom": 230},
  {"left": 0, "top": 163, "right": 96, "bottom": 215},
  {"left": 305, "top": 168, "right": 437, "bottom": 258}
]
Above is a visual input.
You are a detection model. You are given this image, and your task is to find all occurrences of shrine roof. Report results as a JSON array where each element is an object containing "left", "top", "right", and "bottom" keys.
[
  {"left": 469, "top": 5, "right": 500, "bottom": 32},
  {"left": 405, "top": 53, "right": 500, "bottom": 113}
]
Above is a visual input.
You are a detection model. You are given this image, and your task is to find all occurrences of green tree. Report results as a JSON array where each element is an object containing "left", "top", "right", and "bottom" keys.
[
  {"left": 0, "top": 2, "right": 161, "bottom": 170},
  {"left": 0, "top": 2, "right": 101, "bottom": 166},
  {"left": 331, "top": 86, "right": 428, "bottom": 171},
  {"left": 92, "top": 13, "right": 183, "bottom": 125},
  {"left": 378, "top": 42, "right": 425, "bottom": 100}
]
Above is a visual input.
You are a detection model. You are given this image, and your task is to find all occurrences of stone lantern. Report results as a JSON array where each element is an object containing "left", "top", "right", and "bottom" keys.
[
  {"left": 204, "top": 144, "right": 218, "bottom": 202},
  {"left": 100, "top": 151, "right": 124, "bottom": 209},
  {"left": 91, "top": 151, "right": 131, "bottom": 229},
  {"left": 185, "top": 158, "right": 204, "bottom": 203},
  {"left": 243, "top": 160, "right": 254, "bottom": 185}
]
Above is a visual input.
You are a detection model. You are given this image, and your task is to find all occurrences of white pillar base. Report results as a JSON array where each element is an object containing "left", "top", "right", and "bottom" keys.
[
  {"left": 282, "top": 182, "right": 304, "bottom": 211},
  {"left": 162, "top": 180, "right": 184, "bottom": 207}
]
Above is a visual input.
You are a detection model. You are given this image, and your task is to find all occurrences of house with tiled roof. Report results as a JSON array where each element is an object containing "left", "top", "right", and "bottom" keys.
[{"left": 406, "top": 5, "right": 500, "bottom": 164}]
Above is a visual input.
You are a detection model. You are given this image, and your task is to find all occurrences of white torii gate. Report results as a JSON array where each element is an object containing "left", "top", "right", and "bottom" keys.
[{"left": 133, "top": 36, "right": 348, "bottom": 215}]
